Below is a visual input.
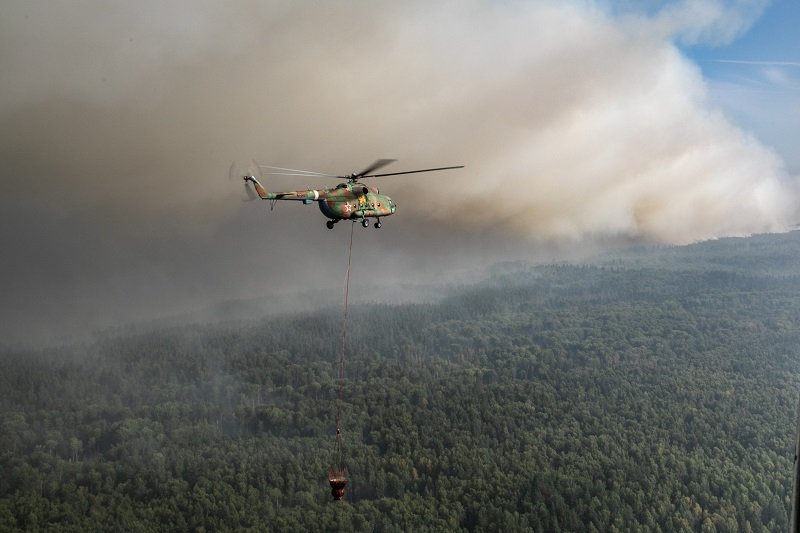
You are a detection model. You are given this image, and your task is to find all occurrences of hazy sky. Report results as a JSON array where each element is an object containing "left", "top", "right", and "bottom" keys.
[{"left": 1, "top": 0, "right": 798, "bottom": 346}]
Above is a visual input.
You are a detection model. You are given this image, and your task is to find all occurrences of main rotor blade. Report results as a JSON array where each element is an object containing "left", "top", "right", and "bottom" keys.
[
  {"left": 353, "top": 159, "right": 397, "bottom": 178},
  {"left": 365, "top": 165, "right": 464, "bottom": 178},
  {"left": 262, "top": 172, "right": 341, "bottom": 177},
  {"left": 257, "top": 164, "right": 338, "bottom": 177}
]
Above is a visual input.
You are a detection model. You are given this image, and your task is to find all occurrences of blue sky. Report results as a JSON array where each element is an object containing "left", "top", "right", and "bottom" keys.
[{"left": 683, "top": 0, "right": 800, "bottom": 174}]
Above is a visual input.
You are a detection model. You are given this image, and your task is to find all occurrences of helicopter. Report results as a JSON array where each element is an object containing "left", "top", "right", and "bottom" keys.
[{"left": 234, "top": 159, "right": 463, "bottom": 229}]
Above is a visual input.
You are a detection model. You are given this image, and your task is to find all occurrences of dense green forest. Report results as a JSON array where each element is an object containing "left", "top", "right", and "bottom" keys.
[{"left": 3, "top": 232, "right": 800, "bottom": 531}]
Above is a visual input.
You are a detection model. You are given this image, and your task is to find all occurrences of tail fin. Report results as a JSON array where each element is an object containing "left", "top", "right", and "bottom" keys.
[
  {"left": 244, "top": 175, "right": 269, "bottom": 200},
  {"left": 244, "top": 180, "right": 259, "bottom": 201}
]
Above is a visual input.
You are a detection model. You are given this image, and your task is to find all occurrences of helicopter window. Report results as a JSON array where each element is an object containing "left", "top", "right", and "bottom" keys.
[{"left": 336, "top": 183, "right": 347, "bottom": 189}]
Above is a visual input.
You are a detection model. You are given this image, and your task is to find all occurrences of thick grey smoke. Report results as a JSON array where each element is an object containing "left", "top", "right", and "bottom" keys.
[{"left": 0, "top": 0, "right": 796, "bottom": 345}]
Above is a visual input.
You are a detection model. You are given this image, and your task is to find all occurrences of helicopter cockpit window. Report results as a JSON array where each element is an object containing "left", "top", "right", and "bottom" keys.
[{"left": 336, "top": 183, "right": 347, "bottom": 189}]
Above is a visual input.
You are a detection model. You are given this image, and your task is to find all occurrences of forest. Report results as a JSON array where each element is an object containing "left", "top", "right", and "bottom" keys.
[{"left": 2, "top": 231, "right": 800, "bottom": 531}]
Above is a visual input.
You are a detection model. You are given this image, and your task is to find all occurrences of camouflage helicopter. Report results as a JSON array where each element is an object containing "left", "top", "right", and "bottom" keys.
[{"left": 234, "top": 159, "right": 463, "bottom": 229}]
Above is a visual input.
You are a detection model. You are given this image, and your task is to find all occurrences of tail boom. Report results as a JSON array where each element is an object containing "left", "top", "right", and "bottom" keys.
[{"left": 244, "top": 176, "right": 321, "bottom": 202}]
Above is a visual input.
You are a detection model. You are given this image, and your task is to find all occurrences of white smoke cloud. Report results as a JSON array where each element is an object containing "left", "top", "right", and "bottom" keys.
[{"left": 0, "top": 0, "right": 797, "bottom": 344}]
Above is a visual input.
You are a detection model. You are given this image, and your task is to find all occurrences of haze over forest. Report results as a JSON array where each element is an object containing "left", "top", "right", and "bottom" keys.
[{"left": 3, "top": 231, "right": 800, "bottom": 530}]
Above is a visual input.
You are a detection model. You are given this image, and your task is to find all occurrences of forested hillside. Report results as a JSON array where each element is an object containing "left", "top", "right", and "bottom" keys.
[{"left": 3, "top": 232, "right": 800, "bottom": 531}]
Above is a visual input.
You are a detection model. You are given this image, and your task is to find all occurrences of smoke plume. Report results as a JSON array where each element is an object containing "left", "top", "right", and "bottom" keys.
[{"left": 0, "top": 0, "right": 796, "bottom": 345}]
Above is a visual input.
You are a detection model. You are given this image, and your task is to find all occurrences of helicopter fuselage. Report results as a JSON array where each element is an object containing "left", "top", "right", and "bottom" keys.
[
  {"left": 317, "top": 183, "right": 395, "bottom": 220},
  {"left": 244, "top": 176, "right": 396, "bottom": 227},
  {"left": 241, "top": 159, "right": 461, "bottom": 229}
]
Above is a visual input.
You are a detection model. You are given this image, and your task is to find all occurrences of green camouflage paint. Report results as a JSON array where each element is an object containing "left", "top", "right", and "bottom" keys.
[
  {"left": 244, "top": 177, "right": 396, "bottom": 221},
  {"left": 241, "top": 161, "right": 461, "bottom": 227}
]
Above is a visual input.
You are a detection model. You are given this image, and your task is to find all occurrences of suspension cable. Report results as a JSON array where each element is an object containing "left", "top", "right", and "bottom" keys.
[
  {"left": 329, "top": 221, "right": 354, "bottom": 500},
  {"left": 336, "top": 220, "right": 354, "bottom": 443}
]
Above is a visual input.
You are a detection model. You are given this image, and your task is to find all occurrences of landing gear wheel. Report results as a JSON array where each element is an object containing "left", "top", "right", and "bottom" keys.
[
  {"left": 326, "top": 220, "right": 336, "bottom": 229},
  {"left": 361, "top": 219, "right": 370, "bottom": 228},
  {"left": 374, "top": 221, "right": 382, "bottom": 229}
]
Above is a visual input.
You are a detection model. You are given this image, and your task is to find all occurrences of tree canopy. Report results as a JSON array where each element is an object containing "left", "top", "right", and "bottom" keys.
[{"left": 2, "top": 231, "right": 800, "bottom": 531}]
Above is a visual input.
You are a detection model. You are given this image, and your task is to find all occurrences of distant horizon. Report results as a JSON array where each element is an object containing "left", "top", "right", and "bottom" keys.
[{"left": 6, "top": 227, "right": 799, "bottom": 351}]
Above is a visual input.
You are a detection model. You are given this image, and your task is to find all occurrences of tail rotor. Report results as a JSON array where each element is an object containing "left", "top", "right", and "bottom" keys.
[{"left": 229, "top": 160, "right": 262, "bottom": 202}]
